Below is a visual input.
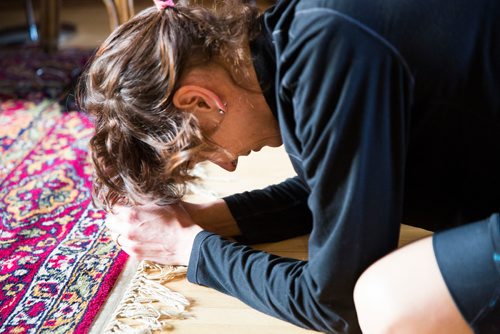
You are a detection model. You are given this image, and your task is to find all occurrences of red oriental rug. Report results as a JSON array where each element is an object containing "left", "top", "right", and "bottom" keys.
[{"left": 0, "top": 98, "right": 127, "bottom": 333}]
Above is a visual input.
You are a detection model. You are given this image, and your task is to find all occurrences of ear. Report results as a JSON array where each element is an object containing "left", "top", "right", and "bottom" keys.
[
  {"left": 172, "top": 85, "right": 226, "bottom": 113},
  {"left": 173, "top": 85, "right": 226, "bottom": 132}
]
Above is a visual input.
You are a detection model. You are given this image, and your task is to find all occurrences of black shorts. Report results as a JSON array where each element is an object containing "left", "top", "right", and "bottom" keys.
[{"left": 433, "top": 213, "right": 500, "bottom": 334}]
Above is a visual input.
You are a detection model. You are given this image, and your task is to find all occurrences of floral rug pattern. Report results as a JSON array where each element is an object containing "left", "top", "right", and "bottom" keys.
[{"left": 0, "top": 99, "right": 127, "bottom": 334}]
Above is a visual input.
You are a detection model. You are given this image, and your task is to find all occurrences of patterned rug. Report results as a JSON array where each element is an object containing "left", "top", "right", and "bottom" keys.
[
  {"left": 0, "top": 46, "right": 93, "bottom": 108},
  {"left": 0, "top": 98, "right": 128, "bottom": 334}
]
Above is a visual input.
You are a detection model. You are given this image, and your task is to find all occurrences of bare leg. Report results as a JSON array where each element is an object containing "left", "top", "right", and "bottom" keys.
[{"left": 353, "top": 237, "right": 473, "bottom": 334}]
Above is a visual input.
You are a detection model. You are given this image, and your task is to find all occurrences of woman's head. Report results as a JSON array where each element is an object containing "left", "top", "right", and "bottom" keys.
[{"left": 78, "top": 1, "right": 261, "bottom": 211}]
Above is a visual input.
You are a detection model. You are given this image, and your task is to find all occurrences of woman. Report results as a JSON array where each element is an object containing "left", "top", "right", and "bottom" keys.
[{"left": 78, "top": 0, "right": 500, "bottom": 333}]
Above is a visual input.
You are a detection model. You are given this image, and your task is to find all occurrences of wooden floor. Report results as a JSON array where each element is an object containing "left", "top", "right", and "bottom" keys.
[{"left": 1, "top": 2, "right": 432, "bottom": 333}]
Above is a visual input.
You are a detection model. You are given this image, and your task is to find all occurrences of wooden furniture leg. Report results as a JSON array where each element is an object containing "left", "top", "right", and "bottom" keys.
[
  {"left": 39, "top": 0, "right": 61, "bottom": 54},
  {"left": 102, "top": 0, "right": 135, "bottom": 32}
]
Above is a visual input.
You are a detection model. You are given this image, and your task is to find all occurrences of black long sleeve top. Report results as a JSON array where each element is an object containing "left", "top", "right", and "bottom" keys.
[{"left": 187, "top": 0, "right": 500, "bottom": 333}]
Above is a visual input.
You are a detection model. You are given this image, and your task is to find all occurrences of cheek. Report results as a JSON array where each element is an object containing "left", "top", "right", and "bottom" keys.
[{"left": 211, "top": 130, "right": 246, "bottom": 153}]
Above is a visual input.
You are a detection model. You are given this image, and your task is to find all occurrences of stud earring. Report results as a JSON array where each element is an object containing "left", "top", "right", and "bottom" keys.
[{"left": 218, "top": 109, "right": 225, "bottom": 115}]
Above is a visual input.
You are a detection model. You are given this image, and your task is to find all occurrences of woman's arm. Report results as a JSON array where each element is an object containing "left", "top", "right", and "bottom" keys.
[
  {"left": 184, "top": 176, "right": 312, "bottom": 244},
  {"left": 223, "top": 176, "right": 312, "bottom": 244},
  {"left": 182, "top": 199, "right": 242, "bottom": 237}
]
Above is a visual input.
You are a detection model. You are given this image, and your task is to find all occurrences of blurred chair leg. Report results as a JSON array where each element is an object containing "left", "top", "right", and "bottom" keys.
[
  {"left": 116, "top": 0, "right": 134, "bottom": 26},
  {"left": 39, "top": 0, "right": 61, "bottom": 54},
  {"left": 102, "top": 0, "right": 134, "bottom": 32}
]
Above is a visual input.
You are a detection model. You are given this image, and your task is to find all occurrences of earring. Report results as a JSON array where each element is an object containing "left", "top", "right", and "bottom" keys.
[{"left": 218, "top": 102, "right": 227, "bottom": 115}]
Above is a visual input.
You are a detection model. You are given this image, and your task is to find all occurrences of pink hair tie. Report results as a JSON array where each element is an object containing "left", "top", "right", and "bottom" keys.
[{"left": 154, "top": 0, "right": 175, "bottom": 11}]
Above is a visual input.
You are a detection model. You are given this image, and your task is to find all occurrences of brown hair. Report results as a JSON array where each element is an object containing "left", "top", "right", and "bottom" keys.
[{"left": 78, "top": 1, "right": 260, "bottom": 211}]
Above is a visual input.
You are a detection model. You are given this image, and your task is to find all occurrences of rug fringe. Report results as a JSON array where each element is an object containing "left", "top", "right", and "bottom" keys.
[{"left": 104, "top": 262, "right": 190, "bottom": 334}]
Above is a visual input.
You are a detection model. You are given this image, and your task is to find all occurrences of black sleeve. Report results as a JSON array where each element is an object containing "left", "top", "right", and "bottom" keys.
[
  {"left": 188, "top": 9, "right": 413, "bottom": 334},
  {"left": 224, "top": 176, "right": 312, "bottom": 244}
]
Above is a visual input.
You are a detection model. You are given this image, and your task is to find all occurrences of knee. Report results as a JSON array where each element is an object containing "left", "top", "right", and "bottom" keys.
[{"left": 353, "top": 265, "right": 408, "bottom": 334}]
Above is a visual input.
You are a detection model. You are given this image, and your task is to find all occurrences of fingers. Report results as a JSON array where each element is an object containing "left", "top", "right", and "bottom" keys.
[
  {"left": 106, "top": 206, "right": 136, "bottom": 249},
  {"left": 105, "top": 205, "right": 143, "bottom": 238},
  {"left": 117, "top": 238, "right": 182, "bottom": 265},
  {"left": 104, "top": 206, "right": 173, "bottom": 262},
  {"left": 104, "top": 203, "right": 200, "bottom": 266}
]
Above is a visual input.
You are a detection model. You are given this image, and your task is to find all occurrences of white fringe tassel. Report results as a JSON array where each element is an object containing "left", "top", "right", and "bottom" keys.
[{"left": 105, "top": 262, "right": 191, "bottom": 334}]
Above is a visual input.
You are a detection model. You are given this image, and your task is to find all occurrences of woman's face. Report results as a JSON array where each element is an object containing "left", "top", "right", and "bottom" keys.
[
  {"left": 177, "top": 62, "right": 282, "bottom": 171},
  {"left": 201, "top": 88, "right": 283, "bottom": 171}
]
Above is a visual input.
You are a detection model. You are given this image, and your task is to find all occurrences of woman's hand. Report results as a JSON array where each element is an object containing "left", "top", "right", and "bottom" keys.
[{"left": 106, "top": 203, "right": 203, "bottom": 266}]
